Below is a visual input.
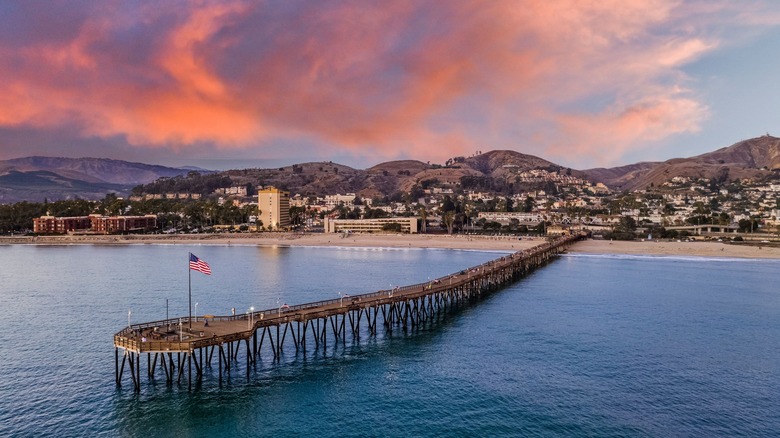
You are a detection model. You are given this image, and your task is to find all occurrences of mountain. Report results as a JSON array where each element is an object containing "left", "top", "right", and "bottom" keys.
[
  {"left": 581, "top": 162, "right": 660, "bottom": 190},
  {"left": 583, "top": 135, "right": 780, "bottom": 190},
  {"left": 0, "top": 157, "right": 201, "bottom": 203}
]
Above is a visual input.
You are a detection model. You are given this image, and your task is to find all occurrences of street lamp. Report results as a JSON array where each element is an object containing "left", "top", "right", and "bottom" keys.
[
  {"left": 127, "top": 310, "right": 131, "bottom": 329},
  {"left": 194, "top": 302, "right": 199, "bottom": 322},
  {"left": 248, "top": 306, "right": 254, "bottom": 329},
  {"left": 338, "top": 291, "right": 350, "bottom": 307}
]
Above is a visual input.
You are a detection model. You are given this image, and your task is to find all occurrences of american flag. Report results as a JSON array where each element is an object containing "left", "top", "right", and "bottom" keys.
[{"left": 189, "top": 253, "right": 212, "bottom": 275}]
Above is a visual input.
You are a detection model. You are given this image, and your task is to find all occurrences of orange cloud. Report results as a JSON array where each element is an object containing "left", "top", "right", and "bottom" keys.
[
  {"left": 553, "top": 93, "right": 709, "bottom": 166},
  {"left": 0, "top": 0, "right": 777, "bottom": 166}
]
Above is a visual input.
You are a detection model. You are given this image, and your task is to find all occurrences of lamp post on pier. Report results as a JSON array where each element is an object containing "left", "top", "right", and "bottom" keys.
[{"left": 338, "top": 291, "right": 350, "bottom": 307}]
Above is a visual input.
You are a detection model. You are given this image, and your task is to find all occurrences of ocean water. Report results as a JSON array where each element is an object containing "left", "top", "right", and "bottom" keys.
[{"left": 0, "top": 244, "right": 778, "bottom": 437}]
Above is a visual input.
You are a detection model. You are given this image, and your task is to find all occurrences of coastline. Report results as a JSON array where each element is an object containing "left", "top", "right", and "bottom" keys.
[
  {"left": 0, "top": 233, "right": 537, "bottom": 252},
  {"left": 2, "top": 233, "right": 779, "bottom": 259}
]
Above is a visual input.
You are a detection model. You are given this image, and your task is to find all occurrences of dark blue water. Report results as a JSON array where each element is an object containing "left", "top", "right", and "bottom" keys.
[{"left": 1, "top": 245, "right": 778, "bottom": 437}]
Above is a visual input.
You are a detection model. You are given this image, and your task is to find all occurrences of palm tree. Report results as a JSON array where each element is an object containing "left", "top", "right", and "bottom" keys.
[
  {"left": 443, "top": 211, "right": 456, "bottom": 235},
  {"left": 418, "top": 206, "right": 428, "bottom": 233}
]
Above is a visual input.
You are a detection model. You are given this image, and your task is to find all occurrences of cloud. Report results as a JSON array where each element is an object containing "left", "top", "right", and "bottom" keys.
[
  {"left": 554, "top": 92, "right": 709, "bottom": 167},
  {"left": 0, "top": 0, "right": 777, "bottom": 166}
]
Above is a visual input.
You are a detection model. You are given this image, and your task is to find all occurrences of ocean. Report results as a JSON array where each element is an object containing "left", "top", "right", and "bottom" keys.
[{"left": 0, "top": 244, "right": 778, "bottom": 437}]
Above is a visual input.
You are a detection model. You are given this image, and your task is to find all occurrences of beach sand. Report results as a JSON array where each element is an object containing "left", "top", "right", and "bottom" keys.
[
  {"left": 569, "top": 238, "right": 780, "bottom": 259},
  {"left": 0, "top": 233, "right": 539, "bottom": 252},
  {"left": 2, "top": 233, "right": 779, "bottom": 259}
]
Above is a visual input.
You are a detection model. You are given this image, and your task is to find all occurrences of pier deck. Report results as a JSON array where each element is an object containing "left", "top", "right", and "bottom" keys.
[{"left": 114, "top": 234, "right": 583, "bottom": 390}]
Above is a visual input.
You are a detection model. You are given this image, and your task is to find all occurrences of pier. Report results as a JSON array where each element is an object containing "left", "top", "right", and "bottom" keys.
[{"left": 114, "top": 234, "right": 583, "bottom": 390}]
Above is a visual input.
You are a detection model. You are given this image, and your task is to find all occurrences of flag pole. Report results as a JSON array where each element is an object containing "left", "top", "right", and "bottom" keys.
[{"left": 188, "top": 252, "right": 192, "bottom": 330}]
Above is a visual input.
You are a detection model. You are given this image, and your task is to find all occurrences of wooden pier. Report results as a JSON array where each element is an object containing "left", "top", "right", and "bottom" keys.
[{"left": 114, "top": 234, "right": 583, "bottom": 390}]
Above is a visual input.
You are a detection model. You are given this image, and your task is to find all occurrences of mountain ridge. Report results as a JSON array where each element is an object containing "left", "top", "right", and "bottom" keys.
[
  {"left": 2, "top": 135, "right": 779, "bottom": 202},
  {"left": 584, "top": 135, "right": 780, "bottom": 190},
  {"left": 0, "top": 157, "right": 202, "bottom": 203}
]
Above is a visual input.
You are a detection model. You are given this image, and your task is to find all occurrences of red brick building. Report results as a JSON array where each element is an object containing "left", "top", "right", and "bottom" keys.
[
  {"left": 33, "top": 216, "right": 92, "bottom": 234},
  {"left": 33, "top": 214, "right": 157, "bottom": 234}
]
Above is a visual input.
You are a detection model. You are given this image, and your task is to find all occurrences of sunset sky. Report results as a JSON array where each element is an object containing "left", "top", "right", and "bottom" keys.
[{"left": 0, "top": 1, "right": 778, "bottom": 170}]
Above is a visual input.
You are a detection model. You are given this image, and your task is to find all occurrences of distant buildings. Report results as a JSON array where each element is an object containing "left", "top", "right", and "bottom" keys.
[
  {"left": 258, "top": 187, "right": 290, "bottom": 230},
  {"left": 323, "top": 217, "right": 418, "bottom": 234},
  {"left": 33, "top": 214, "right": 157, "bottom": 234},
  {"left": 214, "top": 186, "right": 248, "bottom": 197},
  {"left": 324, "top": 193, "right": 356, "bottom": 208}
]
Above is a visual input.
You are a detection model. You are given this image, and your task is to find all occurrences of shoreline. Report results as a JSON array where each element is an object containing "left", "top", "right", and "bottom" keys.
[
  {"left": 0, "top": 233, "right": 538, "bottom": 252},
  {"left": 1, "top": 233, "right": 779, "bottom": 259}
]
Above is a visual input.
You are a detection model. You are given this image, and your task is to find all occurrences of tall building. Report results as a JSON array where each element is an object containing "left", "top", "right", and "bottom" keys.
[{"left": 258, "top": 187, "right": 290, "bottom": 230}]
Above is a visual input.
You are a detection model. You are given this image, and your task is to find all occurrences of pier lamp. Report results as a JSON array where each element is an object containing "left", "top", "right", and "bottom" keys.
[
  {"left": 248, "top": 306, "right": 255, "bottom": 329},
  {"left": 194, "top": 302, "right": 199, "bottom": 321},
  {"left": 338, "top": 292, "right": 349, "bottom": 307},
  {"left": 127, "top": 310, "right": 131, "bottom": 329}
]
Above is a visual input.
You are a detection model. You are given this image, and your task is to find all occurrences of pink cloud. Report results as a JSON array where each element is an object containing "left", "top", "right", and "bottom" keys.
[
  {"left": 553, "top": 94, "right": 709, "bottom": 166},
  {"left": 0, "top": 0, "right": 776, "bottom": 166}
]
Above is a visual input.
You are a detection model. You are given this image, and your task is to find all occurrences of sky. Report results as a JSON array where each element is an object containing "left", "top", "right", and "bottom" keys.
[{"left": 0, "top": 0, "right": 779, "bottom": 171}]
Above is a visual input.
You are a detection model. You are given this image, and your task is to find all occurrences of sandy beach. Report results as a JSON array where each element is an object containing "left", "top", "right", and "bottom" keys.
[
  {"left": 569, "top": 238, "right": 780, "bottom": 259},
  {"left": 2, "top": 232, "right": 779, "bottom": 259},
  {"left": 0, "top": 232, "right": 539, "bottom": 251}
]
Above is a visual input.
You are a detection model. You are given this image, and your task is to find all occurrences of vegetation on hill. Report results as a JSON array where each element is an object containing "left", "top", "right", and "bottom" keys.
[{"left": 131, "top": 172, "right": 235, "bottom": 196}]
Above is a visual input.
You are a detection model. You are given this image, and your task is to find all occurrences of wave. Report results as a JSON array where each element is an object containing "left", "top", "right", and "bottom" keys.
[{"left": 562, "top": 252, "right": 780, "bottom": 264}]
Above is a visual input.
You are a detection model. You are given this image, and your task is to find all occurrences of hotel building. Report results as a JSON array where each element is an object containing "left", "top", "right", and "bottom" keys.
[
  {"left": 323, "top": 217, "right": 418, "bottom": 234},
  {"left": 33, "top": 214, "right": 157, "bottom": 234},
  {"left": 258, "top": 187, "right": 290, "bottom": 230}
]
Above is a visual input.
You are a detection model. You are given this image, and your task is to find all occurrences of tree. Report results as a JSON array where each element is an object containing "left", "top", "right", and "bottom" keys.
[
  {"left": 442, "top": 211, "right": 456, "bottom": 234},
  {"left": 738, "top": 218, "right": 759, "bottom": 233},
  {"left": 482, "top": 221, "right": 501, "bottom": 231},
  {"left": 523, "top": 196, "right": 534, "bottom": 213},
  {"left": 605, "top": 216, "right": 637, "bottom": 240},
  {"left": 617, "top": 216, "right": 637, "bottom": 233},
  {"left": 441, "top": 195, "right": 456, "bottom": 213},
  {"left": 418, "top": 206, "right": 428, "bottom": 233}
]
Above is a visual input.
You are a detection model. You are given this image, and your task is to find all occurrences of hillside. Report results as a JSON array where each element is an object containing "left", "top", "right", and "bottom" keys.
[
  {"left": 0, "top": 157, "right": 199, "bottom": 203},
  {"left": 218, "top": 150, "right": 566, "bottom": 199},
  {"left": 586, "top": 135, "right": 780, "bottom": 191}
]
